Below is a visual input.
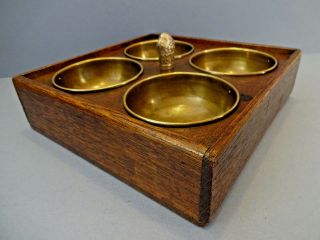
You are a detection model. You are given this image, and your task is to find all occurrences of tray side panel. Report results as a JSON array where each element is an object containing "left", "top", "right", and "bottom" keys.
[
  {"left": 13, "top": 77, "right": 205, "bottom": 225},
  {"left": 208, "top": 52, "right": 301, "bottom": 218}
]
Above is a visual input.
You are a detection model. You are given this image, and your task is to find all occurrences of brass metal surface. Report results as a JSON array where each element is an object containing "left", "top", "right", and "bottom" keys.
[
  {"left": 189, "top": 47, "right": 278, "bottom": 76},
  {"left": 123, "top": 72, "right": 239, "bottom": 126},
  {"left": 52, "top": 57, "right": 143, "bottom": 92},
  {"left": 124, "top": 40, "right": 194, "bottom": 61}
]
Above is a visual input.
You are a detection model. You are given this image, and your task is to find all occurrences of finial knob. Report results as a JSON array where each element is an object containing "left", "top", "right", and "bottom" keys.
[{"left": 157, "top": 32, "right": 175, "bottom": 71}]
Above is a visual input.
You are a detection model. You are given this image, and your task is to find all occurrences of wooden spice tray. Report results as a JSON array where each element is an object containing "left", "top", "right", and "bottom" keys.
[{"left": 13, "top": 33, "right": 301, "bottom": 226}]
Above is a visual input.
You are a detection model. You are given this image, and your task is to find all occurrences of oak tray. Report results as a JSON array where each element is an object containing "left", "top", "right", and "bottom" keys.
[{"left": 13, "top": 34, "right": 301, "bottom": 226}]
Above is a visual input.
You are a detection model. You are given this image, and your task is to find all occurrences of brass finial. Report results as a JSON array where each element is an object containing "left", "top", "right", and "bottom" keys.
[{"left": 157, "top": 32, "right": 175, "bottom": 71}]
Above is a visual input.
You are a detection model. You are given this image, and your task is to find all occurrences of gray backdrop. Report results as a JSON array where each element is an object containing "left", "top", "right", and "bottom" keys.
[{"left": 0, "top": 0, "right": 319, "bottom": 77}]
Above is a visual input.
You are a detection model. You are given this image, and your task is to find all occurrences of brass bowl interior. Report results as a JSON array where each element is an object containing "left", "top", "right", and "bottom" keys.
[
  {"left": 52, "top": 57, "right": 143, "bottom": 92},
  {"left": 189, "top": 47, "right": 278, "bottom": 76},
  {"left": 124, "top": 40, "right": 194, "bottom": 61},
  {"left": 124, "top": 72, "right": 239, "bottom": 126}
]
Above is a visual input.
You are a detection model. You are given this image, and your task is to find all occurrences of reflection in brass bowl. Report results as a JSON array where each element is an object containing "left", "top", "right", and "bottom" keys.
[
  {"left": 124, "top": 40, "right": 194, "bottom": 61},
  {"left": 52, "top": 57, "right": 143, "bottom": 92},
  {"left": 123, "top": 72, "right": 239, "bottom": 126},
  {"left": 189, "top": 47, "right": 278, "bottom": 76}
]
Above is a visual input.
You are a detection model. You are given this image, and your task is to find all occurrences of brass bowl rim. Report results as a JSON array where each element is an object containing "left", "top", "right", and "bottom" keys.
[
  {"left": 52, "top": 57, "right": 144, "bottom": 92},
  {"left": 124, "top": 39, "right": 194, "bottom": 61},
  {"left": 123, "top": 72, "right": 240, "bottom": 127},
  {"left": 189, "top": 47, "right": 278, "bottom": 76}
]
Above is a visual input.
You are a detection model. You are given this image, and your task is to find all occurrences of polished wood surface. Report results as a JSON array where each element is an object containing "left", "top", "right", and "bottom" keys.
[{"left": 12, "top": 33, "right": 301, "bottom": 226}]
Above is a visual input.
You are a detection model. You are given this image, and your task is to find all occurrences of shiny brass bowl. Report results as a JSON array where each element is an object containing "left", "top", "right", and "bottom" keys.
[
  {"left": 52, "top": 57, "right": 143, "bottom": 92},
  {"left": 124, "top": 40, "right": 194, "bottom": 61},
  {"left": 123, "top": 72, "right": 239, "bottom": 126},
  {"left": 189, "top": 47, "right": 278, "bottom": 76}
]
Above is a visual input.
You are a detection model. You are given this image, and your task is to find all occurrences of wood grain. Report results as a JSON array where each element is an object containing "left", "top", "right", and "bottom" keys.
[{"left": 13, "top": 34, "right": 301, "bottom": 226}]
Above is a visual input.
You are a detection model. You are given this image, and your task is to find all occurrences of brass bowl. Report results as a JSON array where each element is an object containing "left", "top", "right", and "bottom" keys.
[
  {"left": 123, "top": 72, "right": 239, "bottom": 126},
  {"left": 124, "top": 40, "right": 194, "bottom": 61},
  {"left": 189, "top": 47, "right": 278, "bottom": 76},
  {"left": 52, "top": 57, "right": 143, "bottom": 92}
]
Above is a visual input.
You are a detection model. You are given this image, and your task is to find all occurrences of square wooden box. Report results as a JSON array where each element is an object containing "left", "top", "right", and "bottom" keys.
[{"left": 13, "top": 34, "right": 301, "bottom": 226}]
